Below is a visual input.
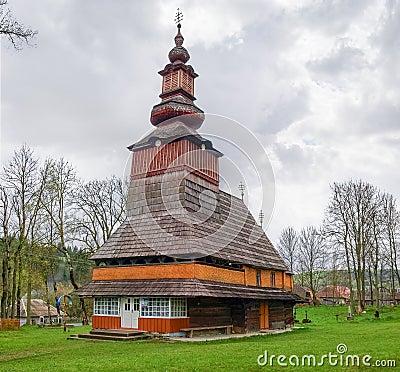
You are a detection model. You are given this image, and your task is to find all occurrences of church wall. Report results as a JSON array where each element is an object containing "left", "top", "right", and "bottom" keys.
[
  {"left": 244, "top": 267, "right": 257, "bottom": 286},
  {"left": 92, "top": 315, "right": 189, "bottom": 333},
  {"left": 244, "top": 267, "right": 289, "bottom": 289},
  {"left": 92, "top": 315, "right": 121, "bottom": 329},
  {"left": 275, "top": 271, "right": 284, "bottom": 288},
  {"left": 130, "top": 139, "right": 219, "bottom": 186},
  {"left": 188, "top": 298, "right": 232, "bottom": 328},
  {"left": 244, "top": 300, "right": 260, "bottom": 332},
  {"left": 268, "top": 301, "right": 286, "bottom": 329},
  {"left": 92, "top": 263, "right": 244, "bottom": 285},
  {"left": 284, "top": 273, "right": 294, "bottom": 291},
  {"left": 261, "top": 270, "right": 271, "bottom": 287}
]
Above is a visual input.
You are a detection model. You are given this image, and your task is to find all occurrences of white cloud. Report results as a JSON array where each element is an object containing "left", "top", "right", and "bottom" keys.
[{"left": 1, "top": 0, "right": 399, "bottom": 245}]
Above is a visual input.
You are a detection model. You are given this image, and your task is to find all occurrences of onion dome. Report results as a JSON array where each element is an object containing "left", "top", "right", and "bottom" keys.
[
  {"left": 168, "top": 25, "right": 190, "bottom": 64},
  {"left": 150, "top": 23, "right": 204, "bottom": 129}
]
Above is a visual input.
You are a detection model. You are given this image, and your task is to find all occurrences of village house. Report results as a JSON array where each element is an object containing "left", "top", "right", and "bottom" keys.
[
  {"left": 16, "top": 299, "right": 62, "bottom": 326},
  {"left": 76, "top": 22, "right": 302, "bottom": 336},
  {"left": 294, "top": 284, "right": 313, "bottom": 305},
  {"left": 316, "top": 285, "right": 350, "bottom": 305}
]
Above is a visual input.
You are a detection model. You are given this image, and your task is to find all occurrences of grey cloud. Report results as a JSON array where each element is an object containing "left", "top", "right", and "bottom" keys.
[
  {"left": 258, "top": 88, "right": 310, "bottom": 135},
  {"left": 1, "top": 0, "right": 399, "bottom": 242},
  {"left": 296, "top": 0, "right": 375, "bottom": 35},
  {"left": 339, "top": 100, "right": 400, "bottom": 135},
  {"left": 307, "top": 43, "right": 367, "bottom": 78}
]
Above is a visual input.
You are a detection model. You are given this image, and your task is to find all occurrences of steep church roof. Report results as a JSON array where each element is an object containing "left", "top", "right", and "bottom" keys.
[{"left": 91, "top": 190, "right": 288, "bottom": 271}]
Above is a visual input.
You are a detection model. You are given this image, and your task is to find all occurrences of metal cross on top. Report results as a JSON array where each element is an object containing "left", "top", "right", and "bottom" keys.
[
  {"left": 174, "top": 8, "right": 183, "bottom": 26},
  {"left": 238, "top": 181, "right": 246, "bottom": 201}
]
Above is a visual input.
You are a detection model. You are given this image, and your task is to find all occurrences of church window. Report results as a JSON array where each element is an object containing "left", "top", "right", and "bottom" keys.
[{"left": 94, "top": 297, "right": 119, "bottom": 316}]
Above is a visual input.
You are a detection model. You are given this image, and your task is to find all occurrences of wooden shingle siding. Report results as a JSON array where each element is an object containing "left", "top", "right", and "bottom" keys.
[{"left": 93, "top": 188, "right": 288, "bottom": 272}]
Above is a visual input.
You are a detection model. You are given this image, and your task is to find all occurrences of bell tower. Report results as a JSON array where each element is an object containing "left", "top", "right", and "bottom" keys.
[
  {"left": 150, "top": 21, "right": 204, "bottom": 129},
  {"left": 127, "top": 14, "right": 222, "bottom": 219}
]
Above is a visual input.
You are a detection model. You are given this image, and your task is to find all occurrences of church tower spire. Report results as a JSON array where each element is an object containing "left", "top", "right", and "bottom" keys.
[
  {"left": 150, "top": 14, "right": 204, "bottom": 129},
  {"left": 127, "top": 10, "right": 222, "bottom": 216}
]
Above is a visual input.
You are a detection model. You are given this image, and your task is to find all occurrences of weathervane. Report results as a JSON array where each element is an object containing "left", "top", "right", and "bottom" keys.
[{"left": 174, "top": 8, "right": 183, "bottom": 27}]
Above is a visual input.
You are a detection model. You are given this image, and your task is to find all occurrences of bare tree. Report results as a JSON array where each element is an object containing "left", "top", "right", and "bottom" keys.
[
  {"left": 0, "top": 0, "right": 37, "bottom": 49},
  {"left": 39, "top": 160, "right": 61, "bottom": 316},
  {"left": 381, "top": 193, "right": 400, "bottom": 302},
  {"left": 277, "top": 227, "right": 298, "bottom": 273},
  {"left": 41, "top": 158, "right": 89, "bottom": 324},
  {"left": 73, "top": 176, "right": 126, "bottom": 254},
  {"left": 0, "top": 185, "right": 16, "bottom": 317},
  {"left": 24, "top": 164, "right": 49, "bottom": 324},
  {"left": 1, "top": 145, "right": 39, "bottom": 319},
  {"left": 298, "top": 226, "right": 326, "bottom": 305},
  {"left": 325, "top": 180, "right": 380, "bottom": 312}
]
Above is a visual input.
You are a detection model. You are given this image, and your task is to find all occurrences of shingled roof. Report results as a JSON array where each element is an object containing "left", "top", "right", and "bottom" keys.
[
  {"left": 75, "top": 278, "right": 302, "bottom": 302},
  {"left": 16, "top": 299, "right": 62, "bottom": 318},
  {"left": 91, "top": 190, "right": 288, "bottom": 271},
  {"left": 128, "top": 120, "right": 222, "bottom": 156}
]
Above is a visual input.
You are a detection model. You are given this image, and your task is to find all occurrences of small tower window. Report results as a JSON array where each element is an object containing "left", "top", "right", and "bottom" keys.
[
  {"left": 163, "top": 74, "right": 172, "bottom": 92},
  {"left": 256, "top": 270, "right": 262, "bottom": 287},
  {"left": 171, "top": 71, "right": 179, "bottom": 89},
  {"left": 181, "top": 72, "right": 193, "bottom": 94},
  {"left": 270, "top": 272, "right": 276, "bottom": 287}
]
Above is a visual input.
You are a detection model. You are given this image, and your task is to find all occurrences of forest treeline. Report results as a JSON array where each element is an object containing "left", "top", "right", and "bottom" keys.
[
  {"left": 278, "top": 180, "right": 400, "bottom": 312},
  {"left": 0, "top": 145, "right": 126, "bottom": 323}
]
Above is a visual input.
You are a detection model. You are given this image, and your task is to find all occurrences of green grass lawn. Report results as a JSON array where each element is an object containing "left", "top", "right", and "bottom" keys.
[{"left": 0, "top": 305, "right": 399, "bottom": 371}]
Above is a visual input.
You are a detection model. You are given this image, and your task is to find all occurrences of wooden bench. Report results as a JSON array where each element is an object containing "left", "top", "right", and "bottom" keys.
[{"left": 180, "top": 325, "right": 233, "bottom": 338}]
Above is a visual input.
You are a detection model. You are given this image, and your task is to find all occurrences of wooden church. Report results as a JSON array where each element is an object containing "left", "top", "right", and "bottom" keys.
[{"left": 76, "top": 20, "right": 301, "bottom": 336}]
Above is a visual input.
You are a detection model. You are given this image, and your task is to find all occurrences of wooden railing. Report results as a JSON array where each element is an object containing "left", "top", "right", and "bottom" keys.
[{"left": 0, "top": 318, "right": 20, "bottom": 330}]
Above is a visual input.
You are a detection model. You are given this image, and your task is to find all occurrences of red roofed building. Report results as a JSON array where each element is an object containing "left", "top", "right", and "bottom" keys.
[{"left": 317, "top": 285, "right": 350, "bottom": 305}]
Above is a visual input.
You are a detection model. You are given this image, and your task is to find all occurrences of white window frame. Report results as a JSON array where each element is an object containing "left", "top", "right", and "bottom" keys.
[
  {"left": 170, "top": 298, "right": 187, "bottom": 318},
  {"left": 139, "top": 297, "right": 187, "bottom": 318},
  {"left": 93, "top": 297, "right": 188, "bottom": 318},
  {"left": 94, "top": 297, "right": 120, "bottom": 316}
]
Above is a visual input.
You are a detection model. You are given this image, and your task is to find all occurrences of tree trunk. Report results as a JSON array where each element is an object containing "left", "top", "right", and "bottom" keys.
[
  {"left": 44, "top": 280, "right": 52, "bottom": 323},
  {"left": 367, "top": 266, "right": 373, "bottom": 307},
  {"left": 16, "top": 254, "right": 23, "bottom": 319},
  {"left": 1, "top": 245, "right": 9, "bottom": 318},
  {"left": 10, "top": 253, "right": 19, "bottom": 318},
  {"left": 26, "top": 251, "right": 33, "bottom": 325},
  {"left": 344, "top": 239, "right": 355, "bottom": 313},
  {"left": 62, "top": 245, "right": 88, "bottom": 325}
]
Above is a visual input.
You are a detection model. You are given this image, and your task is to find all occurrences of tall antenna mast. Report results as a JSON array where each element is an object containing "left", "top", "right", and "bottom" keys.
[
  {"left": 238, "top": 182, "right": 246, "bottom": 201},
  {"left": 259, "top": 210, "right": 265, "bottom": 227}
]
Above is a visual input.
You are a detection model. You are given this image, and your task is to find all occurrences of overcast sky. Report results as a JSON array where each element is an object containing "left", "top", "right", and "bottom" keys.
[{"left": 1, "top": 0, "right": 399, "bottom": 244}]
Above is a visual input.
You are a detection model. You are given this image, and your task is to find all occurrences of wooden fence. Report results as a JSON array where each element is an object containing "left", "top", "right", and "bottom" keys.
[{"left": 0, "top": 318, "right": 20, "bottom": 331}]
